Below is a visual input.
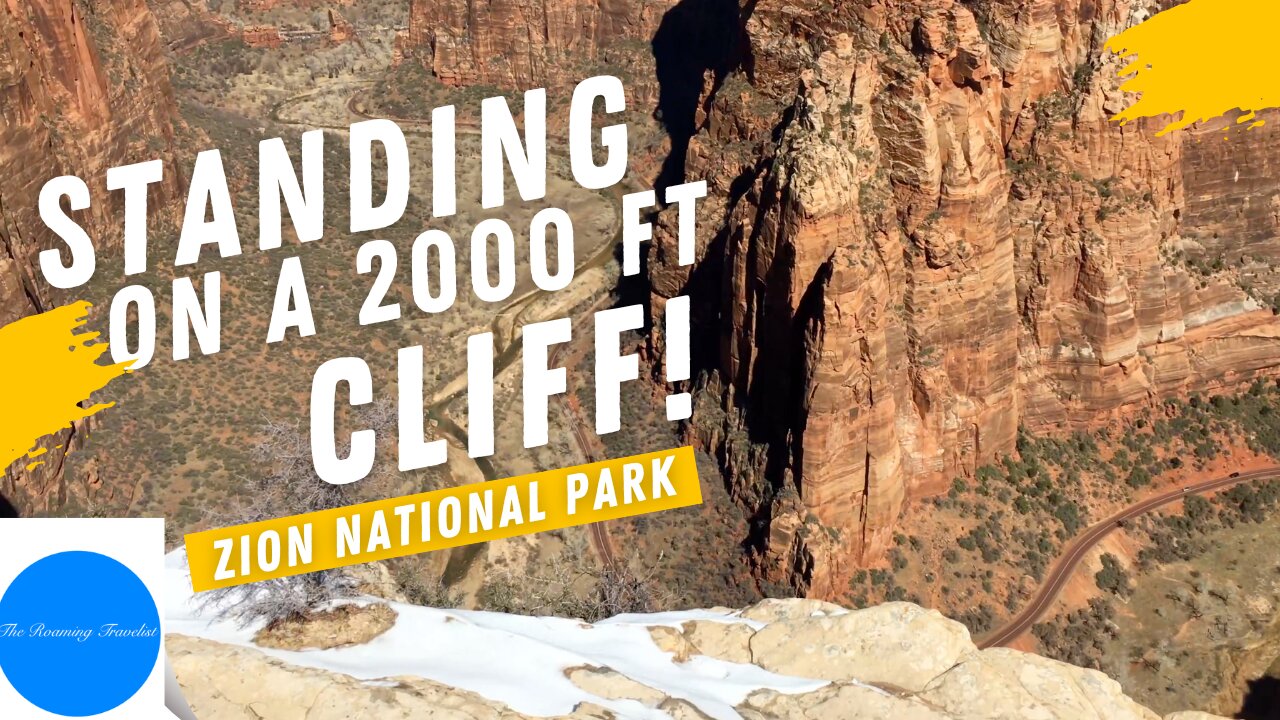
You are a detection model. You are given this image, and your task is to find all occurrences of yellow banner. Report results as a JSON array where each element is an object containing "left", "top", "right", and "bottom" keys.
[{"left": 184, "top": 446, "right": 702, "bottom": 592}]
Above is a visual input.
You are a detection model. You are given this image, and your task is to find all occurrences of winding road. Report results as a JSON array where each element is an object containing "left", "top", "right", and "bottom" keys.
[
  {"left": 978, "top": 466, "right": 1279, "bottom": 649},
  {"left": 548, "top": 303, "right": 620, "bottom": 571}
]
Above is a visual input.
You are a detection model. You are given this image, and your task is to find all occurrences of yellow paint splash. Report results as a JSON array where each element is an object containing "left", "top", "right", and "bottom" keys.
[
  {"left": 25, "top": 446, "right": 48, "bottom": 471},
  {"left": 1105, "top": 0, "right": 1280, "bottom": 136},
  {"left": 0, "top": 301, "right": 132, "bottom": 472}
]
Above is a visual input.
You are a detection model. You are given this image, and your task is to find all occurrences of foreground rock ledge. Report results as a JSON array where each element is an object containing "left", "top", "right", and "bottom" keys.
[{"left": 169, "top": 600, "right": 1228, "bottom": 719}]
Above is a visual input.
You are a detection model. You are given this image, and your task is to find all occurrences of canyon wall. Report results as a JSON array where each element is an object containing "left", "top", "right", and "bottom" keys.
[
  {"left": 401, "top": 0, "right": 1280, "bottom": 593},
  {"left": 332, "top": 0, "right": 1280, "bottom": 591},
  {"left": 400, "top": 0, "right": 671, "bottom": 93},
  {"left": 0, "top": 0, "right": 181, "bottom": 510}
]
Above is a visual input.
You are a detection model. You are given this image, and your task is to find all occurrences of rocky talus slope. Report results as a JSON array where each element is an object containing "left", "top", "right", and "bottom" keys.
[
  {"left": 169, "top": 598, "right": 1228, "bottom": 719},
  {"left": 401, "top": 0, "right": 1280, "bottom": 590},
  {"left": 0, "top": 0, "right": 182, "bottom": 506}
]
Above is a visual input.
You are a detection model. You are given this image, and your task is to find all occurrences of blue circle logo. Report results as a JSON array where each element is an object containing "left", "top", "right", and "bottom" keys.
[{"left": 0, "top": 551, "right": 160, "bottom": 716}]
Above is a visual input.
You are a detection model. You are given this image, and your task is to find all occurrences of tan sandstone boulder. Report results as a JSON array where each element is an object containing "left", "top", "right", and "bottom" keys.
[{"left": 748, "top": 602, "right": 976, "bottom": 692}]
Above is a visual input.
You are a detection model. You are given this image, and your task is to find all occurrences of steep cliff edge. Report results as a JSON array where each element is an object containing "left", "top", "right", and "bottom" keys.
[
  {"left": 167, "top": 595, "right": 1230, "bottom": 720},
  {"left": 402, "top": 0, "right": 1280, "bottom": 592},
  {"left": 0, "top": 0, "right": 181, "bottom": 509}
]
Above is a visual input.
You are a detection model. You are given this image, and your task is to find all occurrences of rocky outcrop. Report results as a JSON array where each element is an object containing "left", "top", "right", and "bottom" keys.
[
  {"left": 327, "top": 8, "right": 355, "bottom": 44},
  {"left": 399, "top": 0, "right": 678, "bottom": 107},
  {"left": 169, "top": 598, "right": 1230, "bottom": 720},
  {"left": 240, "top": 24, "right": 284, "bottom": 48},
  {"left": 1203, "top": 609, "right": 1280, "bottom": 717},
  {"left": 149, "top": 0, "right": 233, "bottom": 54},
  {"left": 154, "top": 3, "right": 360, "bottom": 52},
  {"left": 402, "top": 0, "right": 1280, "bottom": 591},
  {"left": 168, "top": 634, "right": 567, "bottom": 720},
  {"left": 0, "top": 0, "right": 181, "bottom": 507}
]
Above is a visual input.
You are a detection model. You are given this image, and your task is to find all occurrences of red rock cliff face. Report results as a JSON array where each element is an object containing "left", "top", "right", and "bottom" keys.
[
  {"left": 0, "top": 0, "right": 181, "bottom": 510},
  {"left": 402, "top": 0, "right": 674, "bottom": 96},
  {"left": 403, "top": 0, "right": 1280, "bottom": 593}
]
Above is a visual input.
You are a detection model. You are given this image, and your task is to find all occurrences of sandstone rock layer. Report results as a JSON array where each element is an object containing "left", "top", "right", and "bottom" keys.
[
  {"left": 402, "top": 0, "right": 1280, "bottom": 589},
  {"left": 0, "top": 0, "right": 181, "bottom": 508}
]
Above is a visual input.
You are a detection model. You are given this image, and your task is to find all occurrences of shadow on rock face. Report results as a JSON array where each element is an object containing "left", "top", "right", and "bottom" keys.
[
  {"left": 0, "top": 491, "right": 17, "bottom": 518},
  {"left": 650, "top": 0, "right": 757, "bottom": 195},
  {"left": 1239, "top": 674, "right": 1280, "bottom": 719}
]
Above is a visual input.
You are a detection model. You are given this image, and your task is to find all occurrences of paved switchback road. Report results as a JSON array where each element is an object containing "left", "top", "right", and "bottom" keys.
[
  {"left": 979, "top": 466, "right": 1280, "bottom": 649},
  {"left": 548, "top": 316, "right": 620, "bottom": 571}
]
